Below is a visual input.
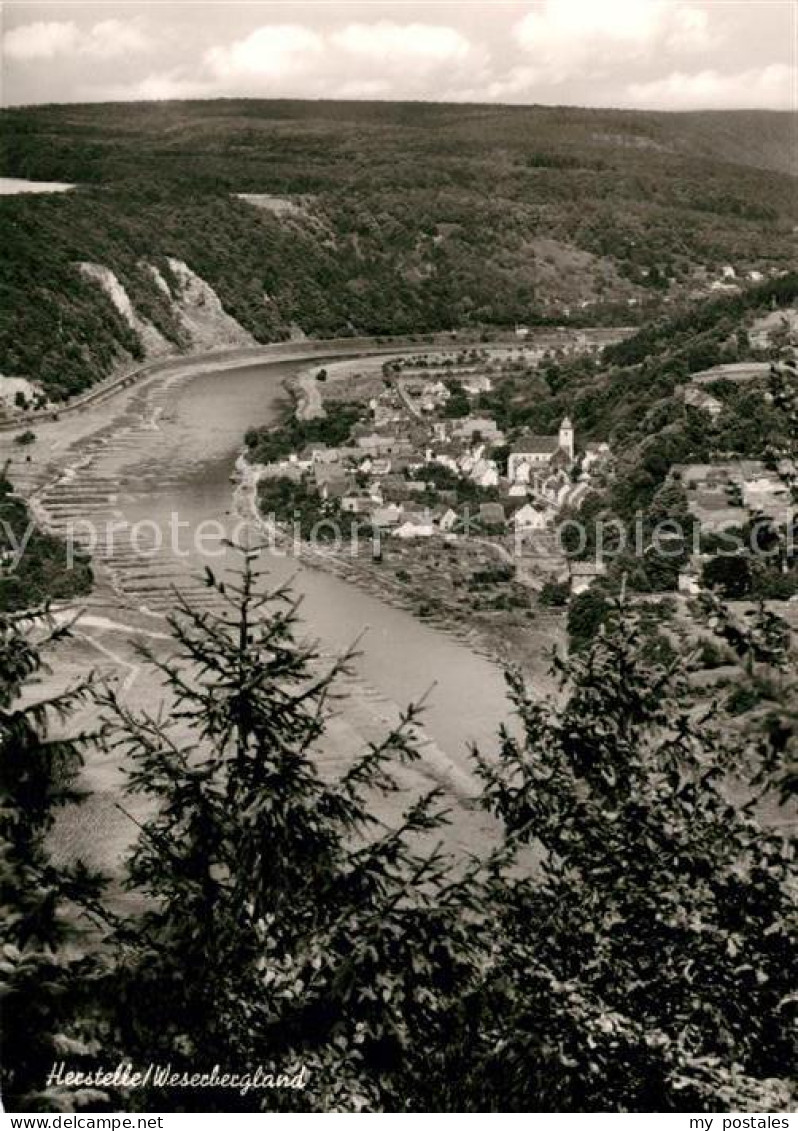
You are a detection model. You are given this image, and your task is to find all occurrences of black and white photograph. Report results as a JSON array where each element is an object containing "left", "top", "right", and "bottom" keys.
[{"left": 0, "top": 0, "right": 796, "bottom": 1118}]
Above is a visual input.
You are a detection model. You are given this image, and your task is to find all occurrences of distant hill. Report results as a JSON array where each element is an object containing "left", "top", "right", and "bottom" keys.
[
  {"left": 3, "top": 100, "right": 796, "bottom": 183},
  {"left": 1, "top": 100, "right": 796, "bottom": 399}
]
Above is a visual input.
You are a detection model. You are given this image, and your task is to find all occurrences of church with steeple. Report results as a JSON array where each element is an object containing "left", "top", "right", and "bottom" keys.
[{"left": 507, "top": 416, "right": 575, "bottom": 484}]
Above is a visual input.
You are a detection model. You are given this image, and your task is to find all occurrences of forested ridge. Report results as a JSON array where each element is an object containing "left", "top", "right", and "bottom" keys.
[{"left": 1, "top": 100, "right": 796, "bottom": 399}]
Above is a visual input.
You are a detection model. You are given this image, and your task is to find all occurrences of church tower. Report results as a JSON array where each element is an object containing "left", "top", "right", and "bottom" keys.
[{"left": 559, "top": 415, "right": 574, "bottom": 462}]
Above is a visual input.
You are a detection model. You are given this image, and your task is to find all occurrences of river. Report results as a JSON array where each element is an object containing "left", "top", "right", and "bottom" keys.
[
  {"left": 5, "top": 352, "right": 515, "bottom": 867},
  {"left": 121, "top": 358, "right": 511, "bottom": 753}
]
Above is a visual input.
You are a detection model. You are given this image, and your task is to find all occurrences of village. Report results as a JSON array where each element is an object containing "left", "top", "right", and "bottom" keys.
[
  {"left": 673, "top": 457, "right": 796, "bottom": 597},
  {"left": 245, "top": 339, "right": 616, "bottom": 603},
  {"left": 238, "top": 312, "right": 798, "bottom": 670}
]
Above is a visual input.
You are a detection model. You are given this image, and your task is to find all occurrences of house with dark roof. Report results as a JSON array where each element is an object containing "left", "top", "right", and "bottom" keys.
[
  {"left": 313, "top": 464, "right": 353, "bottom": 500},
  {"left": 341, "top": 493, "right": 378, "bottom": 515},
  {"left": 582, "top": 441, "right": 611, "bottom": 472},
  {"left": 568, "top": 560, "right": 608, "bottom": 595},
  {"left": 478, "top": 502, "right": 506, "bottom": 529},
  {"left": 393, "top": 509, "right": 435, "bottom": 539},
  {"left": 452, "top": 416, "right": 504, "bottom": 443},
  {"left": 682, "top": 386, "right": 723, "bottom": 419}
]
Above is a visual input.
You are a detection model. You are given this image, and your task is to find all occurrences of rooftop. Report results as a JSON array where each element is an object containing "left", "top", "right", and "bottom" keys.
[{"left": 512, "top": 434, "right": 561, "bottom": 455}]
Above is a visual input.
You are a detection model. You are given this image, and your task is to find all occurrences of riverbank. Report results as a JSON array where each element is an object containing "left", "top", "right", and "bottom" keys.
[
  {"left": 234, "top": 456, "right": 563, "bottom": 689},
  {"left": 2, "top": 349, "right": 519, "bottom": 879},
  {"left": 241, "top": 344, "right": 570, "bottom": 687},
  {"left": 0, "top": 332, "right": 483, "bottom": 432},
  {"left": 7, "top": 329, "right": 563, "bottom": 698}
]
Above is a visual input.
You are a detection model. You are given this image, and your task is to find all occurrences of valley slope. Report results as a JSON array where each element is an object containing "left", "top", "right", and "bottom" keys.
[{"left": 1, "top": 100, "right": 796, "bottom": 401}]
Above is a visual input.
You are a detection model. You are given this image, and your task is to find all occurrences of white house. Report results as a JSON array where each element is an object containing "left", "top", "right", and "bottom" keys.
[
  {"left": 569, "top": 561, "right": 607, "bottom": 595},
  {"left": 470, "top": 459, "right": 500, "bottom": 488},
  {"left": 420, "top": 381, "right": 451, "bottom": 412},
  {"left": 356, "top": 433, "right": 395, "bottom": 454},
  {"left": 462, "top": 374, "right": 493, "bottom": 395},
  {"left": 427, "top": 447, "right": 460, "bottom": 474},
  {"left": 371, "top": 504, "right": 403, "bottom": 528},
  {"left": 286, "top": 450, "right": 313, "bottom": 471},
  {"left": 512, "top": 503, "right": 549, "bottom": 532},
  {"left": 678, "top": 555, "right": 707, "bottom": 596},
  {"left": 394, "top": 517, "right": 434, "bottom": 539}
]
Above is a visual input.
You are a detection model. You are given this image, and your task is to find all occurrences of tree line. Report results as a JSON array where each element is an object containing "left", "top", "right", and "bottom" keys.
[{"left": 1, "top": 549, "right": 795, "bottom": 1112}]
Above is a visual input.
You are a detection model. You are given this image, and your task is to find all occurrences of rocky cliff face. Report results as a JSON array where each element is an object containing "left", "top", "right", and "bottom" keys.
[
  {"left": 77, "top": 262, "right": 172, "bottom": 357},
  {"left": 163, "top": 258, "right": 256, "bottom": 351},
  {"left": 77, "top": 258, "right": 255, "bottom": 364}
]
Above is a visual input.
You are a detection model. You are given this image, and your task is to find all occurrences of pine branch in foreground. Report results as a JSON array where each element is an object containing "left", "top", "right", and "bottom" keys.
[
  {"left": 0, "top": 608, "right": 107, "bottom": 1112},
  {"left": 97, "top": 550, "right": 490, "bottom": 1112}
]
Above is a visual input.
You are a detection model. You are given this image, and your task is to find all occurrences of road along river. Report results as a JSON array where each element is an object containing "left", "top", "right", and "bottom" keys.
[{"left": 2, "top": 351, "right": 517, "bottom": 871}]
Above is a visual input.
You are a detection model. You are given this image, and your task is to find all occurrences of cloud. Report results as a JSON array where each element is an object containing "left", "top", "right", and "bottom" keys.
[
  {"left": 332, "top": 22, "right": 471, "bottom": 65},
  {"left": 626, "top": 63, "right": 795, "bottom": 110},
  {"left": 83, "top": 20, "right": 151, "bottom": 59},
  {"left": 146, "top": 21, "right": 476, "bottom": 100},
  {"left": 119, "top": 71, "right": 212, "bottom": 102},
  {"left": 4, "top": 18, "right": 150, "bottom": 62},
  {"left": 665, "top": 6, "right": 713, "bottom": 54},
  {"left": 205, "top": 25, "right": 323, "bottom": 80},
  {"left": 513, "top": 0, "right": 715, "bottom": 82},
  {"left": 4, "top": 21, "right": 78, "bottom": 60},
  {"left": 483, "top": 66, "right": 543, "bottom": 102},
  {"left": 13, "top": 7, "right": 787, "bottom": 112},
  {"left": 335, "top": 79, "right": 392, "bottom": 99}
]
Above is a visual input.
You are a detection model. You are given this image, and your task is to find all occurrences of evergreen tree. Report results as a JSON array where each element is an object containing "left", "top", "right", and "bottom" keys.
[
  {"left": 99, "top": 551, "right": 488, "bottom": 1111},
  {"left": 0, "top": 609, "right": 106, "bottom": 1112},
  {"left": 5, "top": 560, "right": 795, "bottom": 1112},
  {"left": 471, "top": 602, "right": 796, "bottom": 1111}
]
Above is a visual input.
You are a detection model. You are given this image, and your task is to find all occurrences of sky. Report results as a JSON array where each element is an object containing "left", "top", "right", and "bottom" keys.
[{"left": 1, "top": 0, "right": 796, "bottom": 110}]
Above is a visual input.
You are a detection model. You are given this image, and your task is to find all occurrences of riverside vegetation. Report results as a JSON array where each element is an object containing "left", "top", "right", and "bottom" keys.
[
  {"left": 1, "top": 550, "right": 795, "bottom": 1113},
  {"left": 0, "top": 475, "right": 92, "bottom": 611}
]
